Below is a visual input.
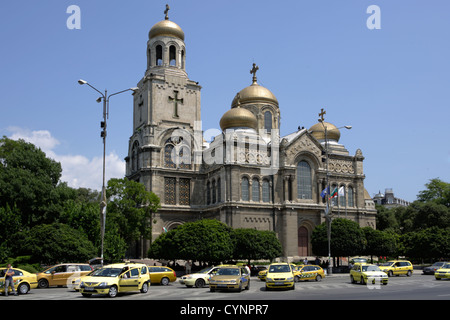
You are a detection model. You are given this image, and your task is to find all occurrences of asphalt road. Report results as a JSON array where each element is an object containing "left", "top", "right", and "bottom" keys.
[{"left": 4, "top": 272, "right": 449, "bottom": 301}]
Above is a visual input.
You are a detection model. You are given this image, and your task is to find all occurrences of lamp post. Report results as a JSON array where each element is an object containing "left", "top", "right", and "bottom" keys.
[
  {"left": 313, "top": 111, "right": 351, "bottom": 276},
  {"left": 78, "top": 79, "right": 138, "bottom": 266}
]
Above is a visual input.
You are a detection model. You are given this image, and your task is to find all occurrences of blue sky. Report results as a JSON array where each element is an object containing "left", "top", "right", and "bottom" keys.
[{"left": 1, "top": 0, "right": 449, "bottom": 202}]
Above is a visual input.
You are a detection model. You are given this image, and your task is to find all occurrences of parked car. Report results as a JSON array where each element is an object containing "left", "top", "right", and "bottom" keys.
[
  {"left": 423, "top": 262, "right": 448, "bottom": 275},
  {"left": 79, "top": 262, "right": 150, "bottom": 298},
  {"left": 434, "top": 263, "right": 450, "bottom": 280},
  {"left": 378, "top": 260, "right": 413, "bottom": 277},
  {"left": 265, "top": 263, "right": 295, "bottom": 290},
  {"left": 180, "top": 265, "right": 234, "bottom": 288},
  {"left": 209, "top": 266, "right": 250, "bottom": 292},
  {"left": 350, "top": 263, "right": 388, "bottom": 285},
  {"left": 293, "top": 265, "right": 325, "bottom": 282},
  {"left": 148, "top": 266, "right": 177, "bottom": 285},
  {"left": 0, "top": 267, "right": 38, "bottom": 295},
  {"left": 37, "top": 263, "right": 93, "bottom": 288}
]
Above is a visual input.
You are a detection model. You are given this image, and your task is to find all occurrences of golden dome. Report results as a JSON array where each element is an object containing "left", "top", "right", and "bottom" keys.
[
  {"left": 220, "top": 107, "right": 258, "bottom": 131},
  {"left": 149, "top": 19, "right": 185, "bottom": 41},
  {"left": 231, "top": 82, "right": 278, "bottom": 107},
  {"left": 309, "top": 121, "right": 341, "bottom": 142}
]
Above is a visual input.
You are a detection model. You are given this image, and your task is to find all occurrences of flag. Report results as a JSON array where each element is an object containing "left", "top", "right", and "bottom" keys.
[
  {"left": 329, "top": 187, "right": 338, "bottom": 199},
  {"left": 320, "top": 187, "right": 330, "bottom": 198},
  {"left": 162, "top": 227, "right": 168, "bottom": 233},
  {"left": 338, "top": 186, "right": 345, "bottom": 197}
]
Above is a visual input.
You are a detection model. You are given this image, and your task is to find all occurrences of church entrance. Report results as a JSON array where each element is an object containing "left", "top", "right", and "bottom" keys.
[{"left": 297, "top": 226, "right": 309, "bottom": 256}]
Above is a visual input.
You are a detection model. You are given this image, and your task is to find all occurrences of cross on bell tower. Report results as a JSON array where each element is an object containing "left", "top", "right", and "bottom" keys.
[{"left": 168, "top": 90, "right": 184, "bottom": 118}]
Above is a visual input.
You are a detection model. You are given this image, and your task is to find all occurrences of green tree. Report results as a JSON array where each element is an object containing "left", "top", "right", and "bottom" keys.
[
  {"left": 0, "top": 137, "right": 63, "bottom": 226},
  {"left": 311, "top": 218, "right": 366, "bottom": 260},
  {"left": 233, "top": 229, "right": 282, "bottom": 263},
  {"left": 417, "top": 178, "right": 450, "bottom": 207},
  {"left": 16, "top": 223, "right": 96, "bottom": 265},
  {"left": 149, "top": 219, "right": 235, "bottom": 263},
  {"left": 362, "top": 227, "right": 397, "bottom": 259}
]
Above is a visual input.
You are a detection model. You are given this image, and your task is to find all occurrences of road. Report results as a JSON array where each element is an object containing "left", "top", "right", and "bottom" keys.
[{"left": 5, "top": 272, "right": 449, "bottom": 301}]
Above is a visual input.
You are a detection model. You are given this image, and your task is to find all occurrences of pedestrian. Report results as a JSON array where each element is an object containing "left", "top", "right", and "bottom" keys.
[
  {"left": 303, "top": 257, "right": 308, "bottom": 265},
  {"left": 185, "top": 260, "right": 192, "bottom": 274},
  {"left": 4, "top": 264, "right": 17, "bottom": 296}
]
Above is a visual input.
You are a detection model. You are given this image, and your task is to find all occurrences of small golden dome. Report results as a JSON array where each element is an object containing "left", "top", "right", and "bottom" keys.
[
  {"left": 231, "top": 83, "right": 278, "bottom": 107},
  {"left": 149, "top": 19, "right": 185, "bottom": 41},
  {"left": 220, "top": 107, "right": 258, "bottom": 131},
  {"left": 309, "top": 121, "right": 341, "bottom": 142}
]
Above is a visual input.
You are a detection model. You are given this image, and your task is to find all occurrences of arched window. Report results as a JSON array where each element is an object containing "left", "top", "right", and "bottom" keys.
[
  {"left": 348, "top": 186, "right": 354, "bottom": 207},
  {"left": 156, "top": 45, "right": 163, "bottom": 66},
  {"left": 241, "top": 177, "right": 249, "bottom": 201},
  {"left": 217, "top": 178, "right": 221, "bottom": 203},
  {"left": 264, "top": 111, "right": 272, "bottom": 133},
  {"left": 131, "top": 141, "right": 140, "bottom": 172},
  {"left": 339, "top": 185, "right": 346, "bottom": 207},
  {"left": 252, "top": 178, "right": 260, "bottom": 202},
  {"left": 212, "top": 180, "right": 216, "bottom": 203},
  {"left": 206, "top": 181, "right": 211, "bottom": 205},
  {"left": 164, "top": 144, "right": 175, "bottom": 168},
  {"left": 262, "top": 179, "right": 270, "bottom": 202},
  {"left": 169, "top": 45, "right": 176, "bottom": 66},
  {"left": 297, "top": 161, "right": 312, "bottom": 199}
]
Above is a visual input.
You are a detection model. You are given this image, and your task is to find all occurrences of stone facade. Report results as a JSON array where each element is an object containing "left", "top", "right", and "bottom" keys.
[{"left": 125, "top": 11, "right": 376, "bottom": 260}]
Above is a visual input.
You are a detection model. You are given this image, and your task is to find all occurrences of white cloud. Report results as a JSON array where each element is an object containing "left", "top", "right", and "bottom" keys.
[{"left": 6, "top": 127, "right": 125, "bottom": 191}]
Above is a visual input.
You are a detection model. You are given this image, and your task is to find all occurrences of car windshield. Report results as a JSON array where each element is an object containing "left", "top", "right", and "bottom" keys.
[
  {"left": 362, "top": 265, "right": 381, "bottom": 272},
  {"left": 431, "top": 262, "right": 445, "bottom": 266},
  {"left": 216, "top": 268, "right": 240, "bottom": 276},
  {"left": 198, "top": 267, "right": 212, "bottom": 274},
  {"left": 442, "top": 263, "right": 450, "bottom": 269},
  {"left": 269, "top": 265, "right": 291, "bottom": 273},
  {"left": 91, "top": 267, "right": 123, "bottom": 277}
]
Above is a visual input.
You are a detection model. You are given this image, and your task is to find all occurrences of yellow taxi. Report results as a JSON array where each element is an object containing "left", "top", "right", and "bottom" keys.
[
  {"left": 0, "top": 267, "right": 38, "bottom": 295},
  {"left": 148, "top": 266, "right": 177, "bottom": 285},
  {"left": 265, "top": 263, "right": 295, "bottom": 290},
  {"left": 293, "top": 265, "right": 325, "bottom": 282},
  {"left": 434, "top": 262, "right": 450, "bottom": 280},
  {"left": 350, "top": 263, "right": 388, "bottom": 285},
  {"left": 378, "top": 260, "right": 413, "bottom": 277},
  {"left": 209, "top": 266, "right": 250, "bottom": 292},
  {"left": 37, "top": 263, "right": 93, "bottom": 288},
  {"left": 79, "top": 262, "right": 150, "bottom": 298},
  {"left": 258, "top": 269, "right": 268, "bottom": 281},
  {"left": 180, "top": 265, "right": 234, "bottom": 288}
]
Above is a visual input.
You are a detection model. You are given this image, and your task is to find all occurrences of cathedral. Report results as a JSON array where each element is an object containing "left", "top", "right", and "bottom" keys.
[{"left": 125, "top": 6, "right": 377, "bottom": 260}]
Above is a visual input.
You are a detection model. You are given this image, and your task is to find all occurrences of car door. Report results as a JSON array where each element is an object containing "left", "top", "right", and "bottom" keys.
[
  {"left": 51, "top": 265, "right": 68, "bottom": 286},
  {"left": 119, "top": 268, "right": 140, "bottom": 292}
]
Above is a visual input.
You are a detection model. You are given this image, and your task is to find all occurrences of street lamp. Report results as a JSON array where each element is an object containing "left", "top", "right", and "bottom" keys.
[
  {"left": 310, "top": 110, "right": 351, "bottom": 276},
  {"left": 78, "top": 79, "right": 138, "bottom": 266}
]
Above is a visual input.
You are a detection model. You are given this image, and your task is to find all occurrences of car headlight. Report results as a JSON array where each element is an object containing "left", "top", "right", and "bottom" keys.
[
  {"left": 98, "top": 282, "right": 107, "bottom": 287},
  {"left": 287, "top": 277, "right": 294, "bottom": 281}
]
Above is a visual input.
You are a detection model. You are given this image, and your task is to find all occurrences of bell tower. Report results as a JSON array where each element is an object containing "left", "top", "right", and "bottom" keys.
[{"left": 126, "top": 4, "right": 202, "bottom": 191}]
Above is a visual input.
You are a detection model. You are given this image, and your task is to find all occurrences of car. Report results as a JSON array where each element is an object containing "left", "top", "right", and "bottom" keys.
[
  {"left": 265, "top": 263, "right": 295, "bottom": 290},
  {"left": 209, "top": 266, "right": 250, "bottom": 292},
  {"left": 350, "top": 263, "right": 388, "bottom": 285},
  {"left": 258, "top": 269, "right": 268, "bottom": 281},
  {"left": 180, "top": 264, "right": 235, "bottom": 288},
  {"left": 423, "top": 262, "right": 449, "bottom": 275},
  {"left": 0, "top": 267, "right": 38, "bottom": 295},
  {"left": 70, "top": 268, "right": 99, "bottom": 291},
  {"left": 434, "top": 262, "right": 450, "bottom": 280},
  {"left": 293, "top": 265, "right": 325, "bottom": 282},
  {"left": 378, "top": 260, "right": 413, "bottom": 277},
  {"left": 148, "top": 266, "right": 177, "bottom": 285},
  {"left": 79, "top": 262, "right": 150, "bottom": 298},
  {"left": 37, "top": 263, "right": 93, "bottom": 288}
]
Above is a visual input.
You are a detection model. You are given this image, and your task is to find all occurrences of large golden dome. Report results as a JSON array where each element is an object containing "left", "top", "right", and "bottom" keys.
[
  {"left": 220, "top": 107, "right": 258, "bottom": 131},
  {"left": 231, "top": 82, "right": 278, "bottom": 107},
  {"left": 149, "top": 19, "right": 185, "bottom": 41},
  {"left": 309, "top": 121, "right": 341, "bottom": 142}
]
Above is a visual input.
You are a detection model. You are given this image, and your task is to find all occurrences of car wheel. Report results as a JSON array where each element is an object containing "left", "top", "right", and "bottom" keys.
[
  {"left": 238, "top": 281, "right": 243, "bottom": 292},
  {"left": 18, "top": 282, "right": 30, "bottom": 294},
  {"left": 161, "top": 277, "right": 170, "bottom": 286},
  {"left": 294, "top": 275, "right": 300, "bottom": 282},
  {"left": 140, "top": 282, "right": 149, "bottom": 293},
  {"left": 350, "top": 275, "right": 356, "bottom": 284},
  {"left": 360, "top": 276, "right": 366, "bottom": 285},
  {"left": 315, "top": 275, "right": 322, "bottom": 282},
  {"left": 388, "top": 271, "right": 393, "bottom": 277},
  {"left": 245, "top": 280, "right": 250, "bottom": 290},
  {"left": 38, "top": 279, "right": 49, "bottom": 288},
  {"left": 108, "top": 285, "right": 118, "bottom": 298},
  {"left": 195, "top": 279, "right": 205, "bottom": 288},
  {"left": 81, "top": 293, "right": 92, "bottom": 297},
  {"left": 407, "top": 270, "right": 412, "bottom": 277}
]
